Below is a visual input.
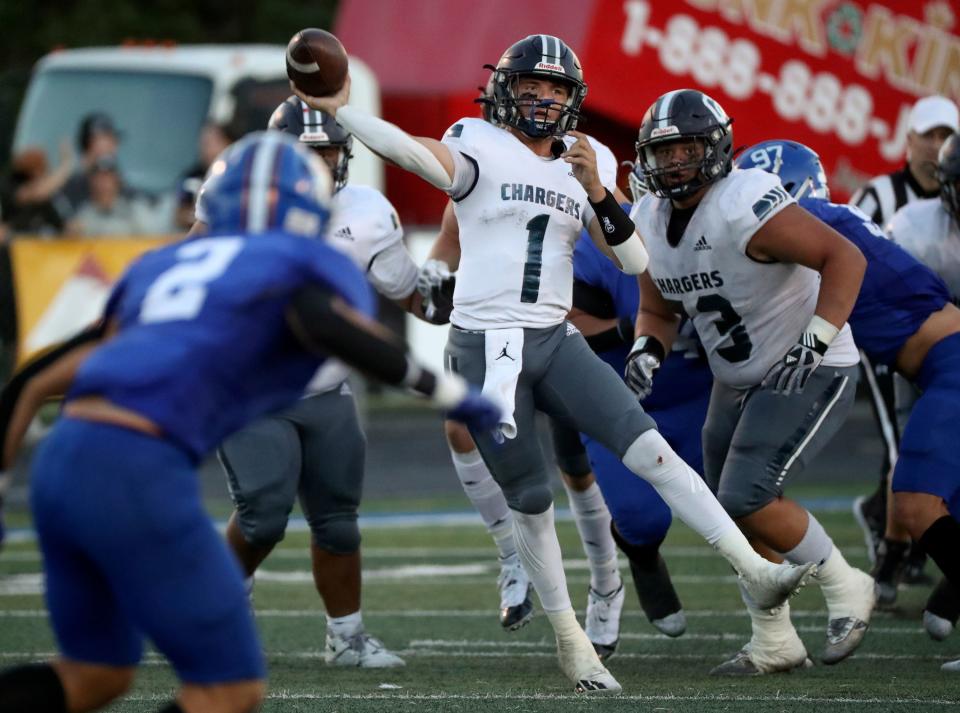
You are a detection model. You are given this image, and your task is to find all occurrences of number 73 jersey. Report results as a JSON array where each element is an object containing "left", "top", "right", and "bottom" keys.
[
  {"left": 442, "top": 118, "right": 611, "bottom": 330},
  {"left": 632, "top": 168, "right": 856, "bottom": 388}
]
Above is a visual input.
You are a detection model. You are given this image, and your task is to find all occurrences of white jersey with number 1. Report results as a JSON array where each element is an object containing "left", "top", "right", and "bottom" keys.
[{"left": 442, "top": 118, "right": 616, "bottom": 330}]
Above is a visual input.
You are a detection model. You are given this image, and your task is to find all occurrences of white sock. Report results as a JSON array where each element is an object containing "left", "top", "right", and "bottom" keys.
[
  {"left": 327, "top": 610, "right": 362, "bottom": 636},
  {"left": 813, "top": 545, "right": 863, "bottom": 618},
  {"left": 622, "top": 430, "right": 775, "bottom": 577},
  {"left": 562, "top": 480, "right": 620, "bottom": 593},
  {"left": 621, "top": 431, "right": 771, "bottom": 574},
  {"left": 513, "top": 505, "right": 572, "bottom": 613},
  {"left": 782, "top": 512, "right": 833, "bottom": 566},
  {"left": 739, "top": 582, "right": 805, "bottom": 668},
  {"left": 451, "top": 448, "right": 516, "bottom": 560}
]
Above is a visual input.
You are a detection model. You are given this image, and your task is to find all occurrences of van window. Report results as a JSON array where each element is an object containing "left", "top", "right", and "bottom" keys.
[
  {"left": 229, "top": 78, "right": 292, "bottom": 139},
  {"left": 14, "top": 68, "right": 212, "bottom": 194}
]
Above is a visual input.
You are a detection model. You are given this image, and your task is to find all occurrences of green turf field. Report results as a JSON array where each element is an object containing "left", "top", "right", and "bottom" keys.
[{"left": 1, "top": 495, "right": 958, "bottom": 712}]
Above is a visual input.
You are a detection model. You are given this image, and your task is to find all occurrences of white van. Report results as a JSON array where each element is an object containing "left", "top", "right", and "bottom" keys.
[{"left": 12, "top": 44, "right": 383, "bottom": 231}]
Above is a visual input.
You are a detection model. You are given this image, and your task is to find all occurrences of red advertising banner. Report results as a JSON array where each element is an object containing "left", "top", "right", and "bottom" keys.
[{"left": 581, "top": 0, "right": 960, "bottom": 199}]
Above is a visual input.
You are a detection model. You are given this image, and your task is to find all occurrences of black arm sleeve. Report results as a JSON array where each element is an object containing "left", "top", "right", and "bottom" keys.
[
  {"left": 588, "top": 188, "right": 636, "bottom": 246},
  {"left": 0, "top": 323, "right": 105, "bottom": 455},
  {"left": 287, "top": 285, "right": 436, "bottom": 395}
]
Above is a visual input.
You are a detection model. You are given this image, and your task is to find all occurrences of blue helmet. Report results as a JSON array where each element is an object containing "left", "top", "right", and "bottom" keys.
[
  {"left": 198, "top": 131, "right": 333, "bottom": 238},
  {"left": 735, "top": 140, "right": 830, "bottom": 200}
]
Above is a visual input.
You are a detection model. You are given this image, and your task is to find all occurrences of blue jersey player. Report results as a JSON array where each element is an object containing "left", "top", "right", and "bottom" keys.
[
  {"left": 0, "top": 132, "right": 500, "bottom": 713},
  {"left": 738, "top": 138, "right": 960, "bottom": 674},
  {"left": 563, "top": 225, "right": 713, "bottom": 637}
]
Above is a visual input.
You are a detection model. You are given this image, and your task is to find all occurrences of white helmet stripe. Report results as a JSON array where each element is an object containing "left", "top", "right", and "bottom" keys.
[
  {"left": 540, "top": 34, "right": 549, "bottom": 64},
  {"left": 246, "top": 133, "right": 282, "bottom": 232},
  {"left": 654, "top": 89, "right": 683, "bottom": 129}
]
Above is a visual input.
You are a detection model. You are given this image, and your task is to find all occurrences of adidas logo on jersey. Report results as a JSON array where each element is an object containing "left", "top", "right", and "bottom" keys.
[
  {"left": 335, "top": 226, "right": 354, "bottom": 240},
  {"left": 693, "top": 235, "right": 711, "bottom": 251}
]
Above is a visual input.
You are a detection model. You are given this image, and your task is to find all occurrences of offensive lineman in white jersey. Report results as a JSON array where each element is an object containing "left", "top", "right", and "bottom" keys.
[
  {"left": 628, "top": 88, "right": 875, "bottom": 674},
  {"left": 295, "top": 35, "right": 814, "bottom": 693},
  {"left": 194, "top": 98, "right": 439, "bottom": 668}
]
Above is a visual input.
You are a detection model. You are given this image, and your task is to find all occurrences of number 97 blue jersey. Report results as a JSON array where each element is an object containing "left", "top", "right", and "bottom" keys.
[
  {"left": 69, "top": 232, "right": 375, "bottom": 461},
  {"left": 799, "top": 197, "right": 949, "bottom": 367}
]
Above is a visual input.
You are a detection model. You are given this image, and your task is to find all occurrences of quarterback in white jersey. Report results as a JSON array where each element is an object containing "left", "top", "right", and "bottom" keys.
[
  {"left": 430, "top": 120, "right": 635, "bottom": 658},
  {"left": 297, "top": 35, "right": 818, "bottom": 693},
  {"left": 630, "top": 89, "right": 874, "bottom": 675}
]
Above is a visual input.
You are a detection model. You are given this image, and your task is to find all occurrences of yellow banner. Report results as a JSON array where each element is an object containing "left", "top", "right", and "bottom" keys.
[{"left": 10, "top": 235, "right": 173, "bottom": 366}]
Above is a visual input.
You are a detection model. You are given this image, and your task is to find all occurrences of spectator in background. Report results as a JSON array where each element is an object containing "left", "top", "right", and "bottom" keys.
[
  {"left": 186, "top": 122, "right": 235, "bottom": 180},
  {"left": 65, "top": 156, "right": 150, "bottom": 237},
  {"left": 60, "top": 112, "right": 126, "bottom": 217},
  {"left": 0, "top": 143, "right": 74, "bottom": 237},
  {"left": 175, "top": 122, "right": 235, "bottom": 230},
  {"left": 852, "top": 95, "right": 959, "bottom": 227}
]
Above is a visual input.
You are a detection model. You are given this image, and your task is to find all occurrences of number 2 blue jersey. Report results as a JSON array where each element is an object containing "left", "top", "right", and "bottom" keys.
[
  {"left": 69, "top": 232, "right": 375, "bottom": 461},
  {"left": 573, "top": 233, "right": 712, "bottom": 411},
  {"left": 799, "top": 197, "right": 949, "bottom": 367}
]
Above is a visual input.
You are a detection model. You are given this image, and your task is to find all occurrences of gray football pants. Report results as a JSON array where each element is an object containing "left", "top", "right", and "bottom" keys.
[
  {"left": 702, "top": 364, "right": 858, "bottom": 519},
  {"left": 445, "top": 322, "right": 656, "bottom": 514},
  {"left": 218, "top": 385, "right": 366, "bottom": 554}
]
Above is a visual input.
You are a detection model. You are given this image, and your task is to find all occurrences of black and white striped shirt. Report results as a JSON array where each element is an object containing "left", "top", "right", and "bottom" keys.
[{"left": 849, "top": 164, "right": 939, "bottom": 231}]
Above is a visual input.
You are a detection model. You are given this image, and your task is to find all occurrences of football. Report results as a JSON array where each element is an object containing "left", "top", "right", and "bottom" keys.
[{"left": 285, "top": 28, "right": 349, "bottom": 97}]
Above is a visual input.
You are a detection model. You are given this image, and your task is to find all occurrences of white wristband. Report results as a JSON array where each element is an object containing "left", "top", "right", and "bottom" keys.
[
  {"left": 806, "top": 315, "right": 839, "bottom": 347},
  {"left": 611, "top": 233, "right": 649, "bottom": 274},
  {"left": 336, "top": 106, "right": 453, "bottom": 191}
]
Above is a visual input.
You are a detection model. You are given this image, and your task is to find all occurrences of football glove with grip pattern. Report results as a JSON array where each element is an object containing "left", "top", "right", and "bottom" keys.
[
  {"left": 624, "top": 336, "right": 666, "bottom": 401},
  {"left": 762, "top": 316, "right": 839, "bottom": 395}
]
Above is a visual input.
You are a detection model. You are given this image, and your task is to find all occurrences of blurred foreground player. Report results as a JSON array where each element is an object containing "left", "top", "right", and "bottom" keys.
[{"left": 0, "top": 132, "right": 500, "bottom": 713}]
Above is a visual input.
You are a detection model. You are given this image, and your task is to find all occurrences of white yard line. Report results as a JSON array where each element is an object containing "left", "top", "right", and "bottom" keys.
[
  {"left": 118, "top": 691, "right": 958, "bottom": 705},
  {"left": 0, "top": 650, "right": 949, "bottom": 663}
]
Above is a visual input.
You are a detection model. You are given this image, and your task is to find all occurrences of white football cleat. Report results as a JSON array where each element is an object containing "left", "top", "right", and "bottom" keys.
[
  {"left": 941, "top": 658, "right": 960, "bottom": 672},
  {"left": 710, "top": 638, "right": 812, "bottom": 676},
  {"left": 741, "top": 561, "right": 816, "bottom": 612},
  {"left": 585, "top": 584, "right": 625, "bottom": 660},
  {"left": 498, "top": 557, "right": 534, "bottom": 631},
  {"left": 651, "top": 610, "right": 687, "bottom": 638},
  {"left": 924, "top": 611, "right": 955, "bottom": 642},
  {"left": 325, "top": 629, "right": 406, "bottom": 668},
  {"left": 556, "top": 627, "right": 622, "bottom": 694},
  {"left": 820, "top": 568, "right": 876, "bottom": 665}
]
